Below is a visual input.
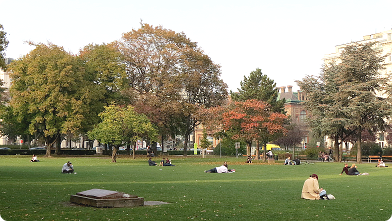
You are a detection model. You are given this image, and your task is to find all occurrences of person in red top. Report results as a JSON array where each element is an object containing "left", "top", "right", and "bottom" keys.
[{"left": 340, "top": 163, "right": 349, "bottom": 175}]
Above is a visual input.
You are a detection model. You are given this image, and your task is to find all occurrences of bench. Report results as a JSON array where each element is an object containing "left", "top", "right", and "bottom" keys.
[{"left": 367, "top": 156, "right": 381, "bottom": 163}]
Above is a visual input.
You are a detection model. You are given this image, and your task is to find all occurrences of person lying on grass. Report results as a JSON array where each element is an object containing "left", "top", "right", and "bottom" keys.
[{"left": 204, "top": 162, "right": 235, "bottom": 173}]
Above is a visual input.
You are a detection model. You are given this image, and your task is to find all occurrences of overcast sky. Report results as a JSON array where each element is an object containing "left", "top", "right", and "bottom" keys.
[{"left": 1, "top": 0, "right": 392, "bottom": 92}]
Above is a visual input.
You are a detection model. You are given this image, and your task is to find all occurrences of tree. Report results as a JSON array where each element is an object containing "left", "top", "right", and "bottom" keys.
[
  {"left": 115, "top": 23, "right": 227, "bottom": 155},
  {"left": 231, "top": 68, "right": 285, "bottom": 113},
  {"left": 9, "top": 43, "right": 104, "bottom": 156},
  {"left": 220, "top": 99, "right": 287, "bottom": 160},
  {"left": 199, "top": 128, "right": 212, "bottom": 150},
  {"left": 88, "top": 104, "right": 158, "bottom": 162},
  {"left": 230, "top": 68, "right": 286, "bottom": 159},
  {"left": 297, "top": 42, "right": 392, "bottom": 163},
  {"left": 0, "top": 24, "right": 8, "bottom": 70}
]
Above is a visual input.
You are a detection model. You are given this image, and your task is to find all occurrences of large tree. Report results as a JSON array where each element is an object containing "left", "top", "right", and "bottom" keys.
[
  {"left": 9, "top": 43, "right": 104, "bottom": 156},
  {"left": 115, "top": 23, "right": 227, "bottom": 155},
  {"left": 0, "top": 24, "right": 8, "bottom": 70},
  {"left": 230, "top": 68, "right": 286, "bottom": 159},
  {"left": 88, "top": 104, "right": 158, "bottom": 162},
  {"left": 298, "top": 42, "right": 392, "bottom": 163},
  {"left": 220, "top": 99, "right": 287, "bottom": 160}
]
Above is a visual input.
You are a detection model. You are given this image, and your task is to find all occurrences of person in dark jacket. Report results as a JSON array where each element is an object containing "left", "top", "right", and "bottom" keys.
[
  {"left": 340, "top": 163, "right": 350, "bottom": 175},
  {"left": 348, "top": 164, "right": 360, "bottom": 175},
  {"left": 148, "top": 158, "right": 157, "bottom": 166}
]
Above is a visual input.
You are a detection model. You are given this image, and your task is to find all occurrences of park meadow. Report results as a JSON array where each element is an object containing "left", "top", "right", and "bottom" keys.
[{"left": 0, "top": 155, "right": 391, "bottom": 221}]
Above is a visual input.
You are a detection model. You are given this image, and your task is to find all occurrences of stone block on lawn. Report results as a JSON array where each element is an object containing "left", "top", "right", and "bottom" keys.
[{"left": 70, "top": 189, "right": 144, "bottom": 208}]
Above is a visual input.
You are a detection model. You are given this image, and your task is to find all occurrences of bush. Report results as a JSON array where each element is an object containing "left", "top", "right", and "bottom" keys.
[
  {"left": 353, "top": 142, "right": 382, "bottom": 156},
  {"left": 383, "top": 148, "right": 392, "bottom": 156},
  {"left": 213, "top": 139, "right": 245, "bottom": 156},
  {"left": 303, "top": 147, "right": 324, "bottom": 160}
]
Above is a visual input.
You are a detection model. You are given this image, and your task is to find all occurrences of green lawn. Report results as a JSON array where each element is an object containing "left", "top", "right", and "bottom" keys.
[{"left": 0, "top": 155, "right": 391, "bottom": 221}]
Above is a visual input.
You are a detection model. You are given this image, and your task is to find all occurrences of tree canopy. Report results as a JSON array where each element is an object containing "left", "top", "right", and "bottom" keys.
[
  {"left": 221, "top": 99, "right": 287, "bottom": 159},
  {"left": 88, "top": 104, "right": 158, "bottom": 162},
  {"left": 297, "top": 42, "right": 392, "bottom": 162},
  {"left": 115, "top": 23, "right": 227, "bottom": 155},
  {"left": 230, "top": 68, "right": 286, "bottom": 159},
  {"left": 0, "top": 24, "right": 8, "bottom": 70},
  {"left": 8, "top": 43, "right": 108, "bottom": 155}
]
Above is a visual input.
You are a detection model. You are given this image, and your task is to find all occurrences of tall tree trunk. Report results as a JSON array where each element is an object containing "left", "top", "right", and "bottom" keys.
[
  {"left": 246, "top": 142, "right": 251, "bottom": 156},
  {"left": 292, "top": 145, "right": 295, "bottom": 160},
  {"left": 334, "top": 135, "right": 339, "bottom": 162},
  {"left": 255, "top": 140, "right": 260, "bottom": 160},
  {"left": 132, "top": 141, "right": 135, "bottom": 159},
  {"left": 112, "top": 146, "right": 117, "bottom": 162},
  {"left": 263, "top": 143, "right": 267, "bottom": 162},
  {"left": 183, "top": 134, "right": 189, "bottom": 156},
  {"left": 339, "top": 142, "right": 343, "bottom": 162},
  {"left": 357, "top": 128, "right": 362, "bottom": 163},
  {"left": 55, "top": 135, "right": 61, "bottom": 155}
]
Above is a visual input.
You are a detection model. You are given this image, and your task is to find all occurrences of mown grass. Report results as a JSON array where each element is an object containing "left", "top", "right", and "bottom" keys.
[{"left": 0, "top": 155, "right": 391, "bottom": 221}]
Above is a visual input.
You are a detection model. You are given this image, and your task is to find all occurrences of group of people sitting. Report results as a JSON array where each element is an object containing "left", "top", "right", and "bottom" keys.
[
  {"left": 318, "top": 151, "right": 332, "bottom": 162},
  {"left": 284, "top": 157, "right": 300, "bottom": 165},
  {"left": 148, "top": 157, "right": 175, "bottom": 166}
]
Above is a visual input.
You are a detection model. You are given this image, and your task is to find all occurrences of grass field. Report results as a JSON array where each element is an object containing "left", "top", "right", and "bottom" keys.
[{"left": 0, "top": 155, "right": 391, "bottom": 221}]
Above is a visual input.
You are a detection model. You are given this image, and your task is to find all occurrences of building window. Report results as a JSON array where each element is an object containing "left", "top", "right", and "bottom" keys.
[
  {"left": 379, "top": 133, "right": 384, "bottom": 141},
  {"left": 300, "top": 110, "right": 306, "bottom": 122}
]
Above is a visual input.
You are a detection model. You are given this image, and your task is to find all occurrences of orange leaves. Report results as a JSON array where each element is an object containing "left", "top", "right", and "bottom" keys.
[{"left": 221, "top": 99, "right": 287, "bottom": 141}]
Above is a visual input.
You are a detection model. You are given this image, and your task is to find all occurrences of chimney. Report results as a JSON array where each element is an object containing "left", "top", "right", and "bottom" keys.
[
  {"left": 280, "top": 86, "right": 286, "bottom": 94},
  {"left": 287, "top": 85, "right": 293, "bottom": 94}
]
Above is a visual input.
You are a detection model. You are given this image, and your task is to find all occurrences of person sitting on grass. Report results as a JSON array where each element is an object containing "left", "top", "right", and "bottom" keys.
[
  {"left": 340, "top": 163, "right": 350, "bottom": 175},
  {"left": 284, "top": 157, "right": 292, "bottom": 165},
  {"left": 376, "top": 159, "right": 388, "bottom": 167},
  {"left": 30, "top": 154, "right": 39, "bottom": 162},
  {"left": 148, "top": 157, "right": 157, "bottom": 166},
  {"left": 204, "top": 162, "right": 234, "bottom": 173},
  {"left": 165, "top": 158, "right": 175, "bottom": 166},
  {"left": 348, "top": 164, "right": 360, "bottom": 175},
  {"left": 301, "top": 174, "right": 328, "bottom": 200},
  {"left": 246, "top": 156, "right": 252, "bottom": 163},
  {"left": 62, "top": 161, "right": 75, "bottom": 174}
]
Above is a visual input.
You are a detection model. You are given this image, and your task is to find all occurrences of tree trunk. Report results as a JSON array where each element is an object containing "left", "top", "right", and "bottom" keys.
[
  {"left": 46, "top": 145, "right": 51, "bottom": 157},
  {"left": 334, "top": 136, "right": 339, "bottom": 162},
  {"left": 184, "top": 134, "right": 189, "bottom": 156},
  {"left": 246, "top": 142, "right": 251, "bottom": 156},
  {"left": 292, "top": 145, "right": 295, "bottom": 160},
  {"left": 263, "top": 143, "right": 267, "bottom": 162},
  {"left": 255, "top": 141, "right": 260, "bottom": 160},
  {"left": 55, "top": 135, "right": 61, "bottom": 155},
  {"left": 132, "top": 142, "right": 135, "bottom": 159},
  {"left": 339, "top": 142, "right": 343, "bottom": 162},
  {"left": 112, "top": 146, "right": 117, "bottom": 162},
  {"left": 357, "top": 128, "right": 362, "bottom": 163}
]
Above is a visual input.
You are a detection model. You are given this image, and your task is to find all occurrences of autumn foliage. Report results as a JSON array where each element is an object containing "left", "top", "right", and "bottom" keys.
[{"left": 221, "top": 99, "right": 287, "bottom": 143}]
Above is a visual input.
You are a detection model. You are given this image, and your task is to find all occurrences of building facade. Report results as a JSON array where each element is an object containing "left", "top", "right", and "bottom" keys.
[{"left": 277, "top": 85, "right": 310, "bottom": 148}]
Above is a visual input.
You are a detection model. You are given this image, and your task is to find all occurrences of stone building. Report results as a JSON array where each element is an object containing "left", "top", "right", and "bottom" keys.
[{"left": 277, "top": 85, "right": 310, "bottom": 148}]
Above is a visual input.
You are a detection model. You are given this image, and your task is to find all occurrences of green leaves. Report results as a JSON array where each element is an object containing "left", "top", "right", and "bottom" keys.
[{"left": 88, "top": 104, "right": 157, "bottom": 147}]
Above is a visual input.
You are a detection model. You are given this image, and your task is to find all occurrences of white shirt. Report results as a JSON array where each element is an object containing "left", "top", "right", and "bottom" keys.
[{"left": 216, "top": 165, "right": 228, "bottom": 173}]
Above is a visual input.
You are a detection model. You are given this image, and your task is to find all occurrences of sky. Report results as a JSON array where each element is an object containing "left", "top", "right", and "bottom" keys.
[{"left": 1, "top": 0, "right": 392, "bottom": 92}]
